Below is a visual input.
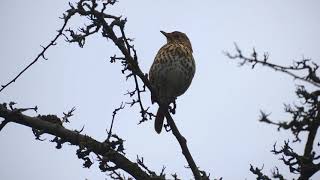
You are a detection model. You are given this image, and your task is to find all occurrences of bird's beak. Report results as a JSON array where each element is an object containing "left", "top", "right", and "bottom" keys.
[{"left": 160, "top": 30, "right": 168, "bottom": 38}]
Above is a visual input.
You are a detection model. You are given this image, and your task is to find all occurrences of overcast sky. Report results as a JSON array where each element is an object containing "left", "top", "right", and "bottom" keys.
[{"left": 1, "top": 0, "right": 320, "bottom": 179}]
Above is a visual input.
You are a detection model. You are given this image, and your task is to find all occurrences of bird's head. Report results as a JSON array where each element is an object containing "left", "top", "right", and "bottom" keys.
[{"left": 160, "top": 31, "right": 193, "bottom": 52}]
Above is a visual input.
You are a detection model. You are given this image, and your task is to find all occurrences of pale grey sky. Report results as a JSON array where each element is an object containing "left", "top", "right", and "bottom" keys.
[{"left": 0, "top": 0, "right": 319, "bottom": 179}]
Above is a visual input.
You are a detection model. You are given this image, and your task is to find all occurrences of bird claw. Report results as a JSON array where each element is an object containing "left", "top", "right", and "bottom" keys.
[{"left": 169, "top": 100, "right": 177, "bottom": 114}]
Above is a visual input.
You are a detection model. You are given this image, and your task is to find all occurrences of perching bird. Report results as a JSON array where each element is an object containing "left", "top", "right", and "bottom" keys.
[{"left": 149, "top": 31, "right": 196, "bottom": 134}]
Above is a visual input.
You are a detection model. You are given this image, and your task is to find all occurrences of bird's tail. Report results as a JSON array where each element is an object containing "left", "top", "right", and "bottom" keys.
[{"left": 155, "top": 107, "right": 165, "bottom": 134}]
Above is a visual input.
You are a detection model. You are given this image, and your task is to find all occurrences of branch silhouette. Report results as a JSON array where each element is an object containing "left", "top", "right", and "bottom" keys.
[
  {"left": 0, "top": 103, "right": 156, "bottom": 179},
  {"left": 0, "top": 0, "right": 209, "bottom": 179},
  {"left": 226, "top": 44, "right": 320, "bottom": 180},
  {"left": 225, "top": 43, "right": 320, "bottom": 88},
  {"left": 0, "top": 7, "right": 76, "bottom": 93}
]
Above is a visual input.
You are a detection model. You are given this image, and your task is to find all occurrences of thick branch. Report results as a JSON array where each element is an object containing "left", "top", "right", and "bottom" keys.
[
  {"left": 1, "top": 0, "right": 207, "bottom": 178},
  {"left": 304, "top": 105, "right": 320, "bottom": 156},
  {"left": 299, "top": 106, "right": 320, "bottom": 180},
  {"left": 0, "top": 104, "right": 155, "bottom": 180}
]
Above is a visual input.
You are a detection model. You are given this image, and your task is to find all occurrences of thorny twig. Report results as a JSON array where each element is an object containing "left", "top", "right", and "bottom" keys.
[
  {"left": 224, "top": 43, "right": 320, "bottom": 87},
  {"left": 227, "top": 44, "right": 320, "bottom": 179},
  {"left": 106, "top": 102, "right": 125, "bottom": 141},
  {"left": 137, "top": 156, "right": 158, "bottom": 177},
  {"left": 62, "top": 107, "right": 76, "bottom": 123},
  {"left": 0, "top": 8, "right": 77, "bottom": 93},
  {"left": 249, "top": 164, "right": 271, "bottom": 180},
  {"left": 62, "top": 0, "right": 206, "bottom": 179},
  {"left": 0, "top": 102, "right": 153, "bottom": 179},
  {"left": 1, "top": 0, "right": 207, "bottom": 179}
]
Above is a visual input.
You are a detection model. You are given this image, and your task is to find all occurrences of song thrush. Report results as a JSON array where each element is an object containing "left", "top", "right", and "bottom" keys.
[{"left": 149, "top": 31, "right": 196, "bottom": 134}]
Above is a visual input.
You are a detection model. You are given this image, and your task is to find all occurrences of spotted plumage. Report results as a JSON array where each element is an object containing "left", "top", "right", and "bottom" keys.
[{"left": 149, "top": 31, "right": 195, "bottom": 134}]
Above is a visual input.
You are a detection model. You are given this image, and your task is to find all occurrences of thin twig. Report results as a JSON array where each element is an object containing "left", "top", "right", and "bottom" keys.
[
  {"left": 224, "top": 43, "right": 320, "bottom": 88},
  {"left": 0, "top": 119, "right": 9, "bottom": 131},
  {"left": 0, "top": 11, "right": 75, "bottom": 93}
]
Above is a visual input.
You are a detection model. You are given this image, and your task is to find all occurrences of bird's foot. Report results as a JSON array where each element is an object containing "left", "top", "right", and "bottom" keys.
[{"left": 169, "top": 100, "right": 177, "bottom": 114}]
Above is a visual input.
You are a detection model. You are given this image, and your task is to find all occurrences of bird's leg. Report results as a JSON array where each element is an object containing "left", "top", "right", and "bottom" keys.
[
  {"left": 164, "top": 122, "right": 171, "bottom": 132},
  {"left": 150, "top": 92, "right": 156, "bottom": 104},
  {"left": 169, "top": 98, "right": 177, "bottom": 114}
]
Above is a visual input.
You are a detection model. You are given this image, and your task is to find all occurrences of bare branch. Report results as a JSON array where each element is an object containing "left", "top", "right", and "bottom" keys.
[
  {"left": 106, "top": 102, "right": 125, "bottom": 141},
  {"left": 2, "top": 0, "right": 208, "bottom": 178},
  {"left": 61, "top": 0, "right": 207, "bottom": 178},
  {"left": 0, "top": 8, "right": 76, "bottom": 93},
  {"left": 224, "top": 43, "right": 320, "bottom": 87},
  {"left": 228, "top": 44, "right": 320, "bottom": 179},
  {"left": 0, "top": 103, "right": 159, "bottom": 179},
  {"left": 249, "top": 164, "right": 271, "bottom": 180}
]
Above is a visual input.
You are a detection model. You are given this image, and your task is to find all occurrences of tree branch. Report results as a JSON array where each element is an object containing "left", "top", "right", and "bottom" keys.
[
  {"left": 0, "top": 7, "right": 77, "bottom": 93},
  {"left": 224, "top": 43, "right": 320, "bottom": 88},
  {"left": 226, "top": 44, "right": 320, "bottom": 179},
  {"left": 164, "top": 110, "right": 203, "bottom": 179},
  {"left": 0, "top": 103, "right": 159, "bottom": 180},
  {"left": 1, "top": 0, "right": 208, "bottom": 179},
  {"left": 62, "top": 0, "right": 207, "bottom": 178}
]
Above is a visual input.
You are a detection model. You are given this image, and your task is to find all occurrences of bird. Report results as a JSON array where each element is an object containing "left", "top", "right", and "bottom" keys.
[{"left": 149, "top": 30, "right": 196, "bottom": 134}]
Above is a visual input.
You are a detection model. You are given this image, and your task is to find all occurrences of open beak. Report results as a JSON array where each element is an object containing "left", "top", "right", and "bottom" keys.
[{"left": 160, "top": 30, "right": 168, "bottom": 37}]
